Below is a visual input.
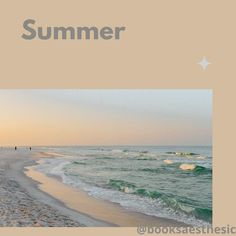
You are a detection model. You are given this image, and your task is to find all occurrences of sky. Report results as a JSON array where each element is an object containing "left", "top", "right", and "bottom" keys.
[{"left": 0, "top": 90, "right": 212, "bottom": 146}]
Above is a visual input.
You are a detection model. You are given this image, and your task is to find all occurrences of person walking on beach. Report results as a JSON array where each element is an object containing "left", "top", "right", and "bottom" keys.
[
  {"left": 15, "top": 146, "right": 17, "bottom": 150},
  {"left": 30, "top": 147, "right": 32, "bottom": 151}
]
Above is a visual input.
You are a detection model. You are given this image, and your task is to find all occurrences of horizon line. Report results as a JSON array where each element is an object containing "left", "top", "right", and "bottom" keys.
[{"left": 0, "top": 144, "right": 212, "bottom": 147}]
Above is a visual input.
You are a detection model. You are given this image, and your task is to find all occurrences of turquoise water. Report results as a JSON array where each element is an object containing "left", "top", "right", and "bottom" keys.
[{"left": 35, "top": 146, "right": 212, "bottom": 226}]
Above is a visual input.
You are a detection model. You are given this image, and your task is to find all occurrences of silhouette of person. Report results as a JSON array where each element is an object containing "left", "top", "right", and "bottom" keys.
[
  {"left": 30, "top": 147, "right": 32, "bottom": 151},
  {"left": 15, "top": 146, "right": 17, "bottom": 150}
]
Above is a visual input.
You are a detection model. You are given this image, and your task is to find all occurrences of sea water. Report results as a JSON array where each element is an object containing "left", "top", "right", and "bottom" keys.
[{"left": 34, "top": 146, "right": 212, "bottom": 226}]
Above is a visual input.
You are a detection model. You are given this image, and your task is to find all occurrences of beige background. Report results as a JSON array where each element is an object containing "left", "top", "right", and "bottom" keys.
[{"left": 0, "top": 0, "right": 235, "bottom": 235}]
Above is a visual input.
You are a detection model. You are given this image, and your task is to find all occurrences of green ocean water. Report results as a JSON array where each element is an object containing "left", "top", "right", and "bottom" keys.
[{"left": 35, "top": 146, "right": 212, "bottom": 226}]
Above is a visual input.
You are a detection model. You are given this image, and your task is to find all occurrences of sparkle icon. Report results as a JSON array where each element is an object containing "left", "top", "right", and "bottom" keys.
[{"left": 198, "top": 57, "right": 211, "bottom": 70}]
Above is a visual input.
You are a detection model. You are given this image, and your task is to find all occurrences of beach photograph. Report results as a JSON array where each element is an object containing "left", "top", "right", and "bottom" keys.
[{"left": 0, "top": 90, "right": 212, "bottom": 227}]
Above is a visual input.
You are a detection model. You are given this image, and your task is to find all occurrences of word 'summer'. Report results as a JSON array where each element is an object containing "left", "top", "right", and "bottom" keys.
[{"left": 21, "top": 19, "right": 126, "bottom": 40}]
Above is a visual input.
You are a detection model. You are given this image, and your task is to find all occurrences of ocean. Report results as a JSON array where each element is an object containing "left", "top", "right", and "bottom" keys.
[{"left": 34, "top": 146, "right": 212, "bottom": 226}]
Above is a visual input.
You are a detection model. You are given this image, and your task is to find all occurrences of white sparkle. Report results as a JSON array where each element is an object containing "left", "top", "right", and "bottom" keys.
[{"left": 198, "top": 57, "right": 211, "bottom": 70}]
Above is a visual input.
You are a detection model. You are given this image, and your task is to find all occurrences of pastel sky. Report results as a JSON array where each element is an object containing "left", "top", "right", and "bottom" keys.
[{"left": 0, "top": 90, "right": 212, "bottom": 146}]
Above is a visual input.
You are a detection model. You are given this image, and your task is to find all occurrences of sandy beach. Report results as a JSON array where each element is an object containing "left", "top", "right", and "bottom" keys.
[{"left": 0, "top": 148, "right": 187, "bottom": 227}]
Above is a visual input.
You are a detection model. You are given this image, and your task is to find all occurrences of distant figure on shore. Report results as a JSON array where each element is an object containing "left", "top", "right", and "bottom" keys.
[
  {"left": 30, "top": 147, "right": 32, "bottom": 151},
  {"left": 15, "top": 146, "right": 17, "bottom": 150}
]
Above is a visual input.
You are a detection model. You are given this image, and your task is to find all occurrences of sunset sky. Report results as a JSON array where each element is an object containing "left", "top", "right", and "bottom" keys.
[{"left": 0, "top": 90, "right": 212, "bottom": 146}]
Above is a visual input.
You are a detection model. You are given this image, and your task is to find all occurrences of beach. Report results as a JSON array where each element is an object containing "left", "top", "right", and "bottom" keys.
[{"left": 0, "top": 148, "right": 188, "bottom": 227}]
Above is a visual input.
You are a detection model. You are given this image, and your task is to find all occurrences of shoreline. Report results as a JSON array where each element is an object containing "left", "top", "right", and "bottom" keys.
[
  {"left": 25, "top": 165, "right": 186, "bottom": 227},
  {"left": 25, "top": 152, "right": 188, "bottom": 227},
  {"left": 0, "top": 149, "right": 188, "bottom": 227}
]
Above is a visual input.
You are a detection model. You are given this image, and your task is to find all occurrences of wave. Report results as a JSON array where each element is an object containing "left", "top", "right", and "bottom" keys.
[
  {"left": 136, "top": 158, "right": 152, "bottom": 161},
  {"left": 139, "top": 151, "right": 149, "bottom": 154},
  {"left": 72, "top": 161, "right": 86, "bottom": 165},
  {"left": 108, "top": 179, "right": 136, "bottom": 193},
  {"left": 111, "top": 148, "right": 149, "bottom": 154},
  {"left": 166, "top": 152, "right": 199, "bottom": 156},
  {"left": 197, "top": 156, "right": 206, "bottom": 159},
  {"left": 107, "top": 179, "right": 212, "bottom": 223},
  {"left": 193, "top": 165, "right": 212, "bottom": 175},
  {"left": 139, "top": 168, "right": 162, "bottom": 173},
  {"left": 179, "top": 163, "right": 196, "bottom": 170},
  {"left": 96, "top": 156, "right": 113, "bottom": 160},
  {"left": 38, "top": 151, "right": 68, "bottom": 158},
  {"left": 134, "top": 162, "right": 212, "bottom": 177},
  {"left": 180, "top": 164, "right": 212, "bottom": 175},
  {"left": 162, "top": 194, "right": 212, "bottom": 223}
]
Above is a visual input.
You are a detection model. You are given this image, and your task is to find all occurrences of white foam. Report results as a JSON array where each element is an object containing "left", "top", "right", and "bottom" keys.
[
  {"left": 197, "top": 156, "right": 206, "bottom": 159},
  {"left": 163, "top": 159, "right": 173, "bottom": 164},
  {"left": 179, "top": 163, "right": 196, "bottom": 170}
]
